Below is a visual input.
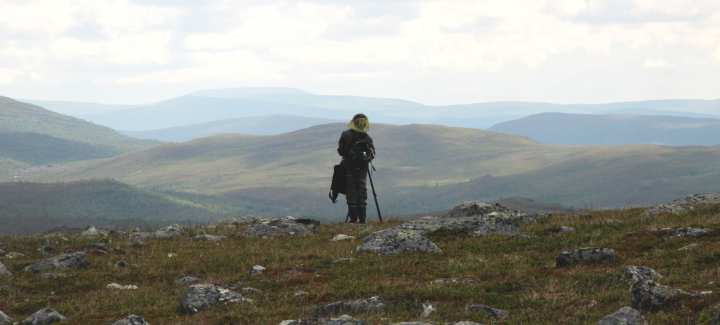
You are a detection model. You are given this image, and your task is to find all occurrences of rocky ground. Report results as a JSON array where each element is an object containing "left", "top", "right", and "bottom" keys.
[{"left": 2, "top": 197, "right": 720, "bottom": 324}]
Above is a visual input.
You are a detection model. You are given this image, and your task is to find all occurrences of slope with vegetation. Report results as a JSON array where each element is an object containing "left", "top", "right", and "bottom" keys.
[{"left": 1, "top": 198, "right": 720, "bottom": 323}]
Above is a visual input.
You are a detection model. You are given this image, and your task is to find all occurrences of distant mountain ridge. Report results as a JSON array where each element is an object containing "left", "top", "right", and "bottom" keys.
[{"left": 490, "top": 112, "right": 720, "bottom": 145}]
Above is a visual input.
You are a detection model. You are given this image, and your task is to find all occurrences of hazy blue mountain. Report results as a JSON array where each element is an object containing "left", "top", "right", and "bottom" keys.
[
  {"left": 490, "top": 112, "right": 720, "bottom": 145},
  {"left": 25, "top": 99, "right": 135, "bottom": 117},
  {"left": 124, "top": 115, "right": 339, "bottom": 141}
]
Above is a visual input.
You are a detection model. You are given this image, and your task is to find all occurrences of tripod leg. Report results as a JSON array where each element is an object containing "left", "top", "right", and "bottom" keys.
[{"left": 367, "top": 168, "right": 383, "bottom": 223}]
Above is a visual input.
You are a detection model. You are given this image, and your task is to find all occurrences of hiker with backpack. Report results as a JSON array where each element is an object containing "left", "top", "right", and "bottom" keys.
[{"left": 334, "top": 113, "right": 375, "bottom": 224}]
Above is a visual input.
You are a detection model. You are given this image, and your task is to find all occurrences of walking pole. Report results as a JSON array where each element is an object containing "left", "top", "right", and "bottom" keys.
[{"left": 367, "top": 163, "right": 383, "bottom": 223}]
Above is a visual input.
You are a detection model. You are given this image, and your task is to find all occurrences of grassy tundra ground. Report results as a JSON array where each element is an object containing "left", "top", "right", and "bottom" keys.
[{"left": 2, "top": 206, "right": 720, "bottom": 324}]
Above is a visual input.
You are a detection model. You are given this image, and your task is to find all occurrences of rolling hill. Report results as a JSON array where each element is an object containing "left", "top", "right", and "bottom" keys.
[
  {"left": 23, "top": 123, "right": 720, "bottom": 218},
  {"left": 124, "top": 115, "right": 338, "bottom": 141},
  {"left": 37, "top": 87, "right": 720, "bottom": 134},
  {"left": 490, "top": 113, "right": 720, "bottom": 145},
  {"left": 0, "top": 96, "right": 155, "bottom": 169}
]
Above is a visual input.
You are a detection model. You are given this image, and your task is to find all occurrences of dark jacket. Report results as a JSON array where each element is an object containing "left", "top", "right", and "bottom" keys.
[{"left": 337, "top": 129, "right": 375, "bottom": 168}]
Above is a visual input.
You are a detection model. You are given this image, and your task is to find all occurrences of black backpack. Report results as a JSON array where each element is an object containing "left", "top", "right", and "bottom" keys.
[{"left": 348, "top": 137, "right": 374, "bottom": 162}]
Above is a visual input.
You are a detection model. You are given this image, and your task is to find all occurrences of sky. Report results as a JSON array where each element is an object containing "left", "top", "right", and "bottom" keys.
[{"left": 1, "top": 0, "right": 719, "bottom": 105}]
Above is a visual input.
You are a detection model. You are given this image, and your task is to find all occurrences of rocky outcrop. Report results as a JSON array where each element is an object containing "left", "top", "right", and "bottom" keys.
[
  {"left": 630, "top": 279, "right": 692, "bottom": 312},
  {"left": 597, "top": 307, "right": 646, "bottom": 325},
  {"left": 112, "top": 315, "right": 150, "bottom": 325},
  {"left": 356, "top": 228, "right": 442, "bottom": 255},
  {"left": 24, "top": 252, "right": 88, "bottom": 273},
  {"left": 180, "top": 283, "right": 248, "bottom": 314},
  {"left": 314, "top": 296, "right": 385, "bottom": 317},
  {"left": 556, "top": 248, "right": 616, "bottom": 267},
  {"left": 21, "top": 308, "right": 66, "bottom": 325},
  {"left": 644, "top": 193, "right": 720, "bottom": 217},
  {"left": 0, "top": 261, "right": 11, "bottom": 277},
  {"left": 244, "top": 217, "right": 317, "bottom": 238}
]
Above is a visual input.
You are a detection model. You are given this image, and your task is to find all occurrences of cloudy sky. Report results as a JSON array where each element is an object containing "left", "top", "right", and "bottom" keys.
[{"left": 1, "top": 0, "right": 719, "bottom": 105}]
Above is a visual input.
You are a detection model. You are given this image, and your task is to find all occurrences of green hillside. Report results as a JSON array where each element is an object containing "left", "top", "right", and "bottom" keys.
[
  {"left": 0, "top": 96, "right": 155, "bottom": 159},
  {"left": 23, "top": 123, "right": 720, "bottom": 217}
]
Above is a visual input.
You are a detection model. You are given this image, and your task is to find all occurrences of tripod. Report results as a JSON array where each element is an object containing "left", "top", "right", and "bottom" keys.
[{"left": 367, "top": 162, "right": 383, "bottom": 223}]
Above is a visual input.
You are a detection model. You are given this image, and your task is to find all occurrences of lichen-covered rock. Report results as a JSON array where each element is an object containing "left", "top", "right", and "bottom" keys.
[
  {"left": 356, "top": 228, "right": 442, "bottom": 255},
  {"left": 24, "top": 252, "right": 88, "bottom": 273},
  {"left": 244, "top": 217, "right": 317, "bottom": 237},
  {"left": 466, "top": 304, "right": 508, "bottom": 319},
  {"left": 0, "top": 310, "right": 12, "bottom": 325},
  {"left": 624, "top": 266, "right": 662, "bottom": 284},
  {"left": 631, "top": 280, "right": 690, "bottom": 312},
  {"left": 597, "top": 306, "right": 646, "bottom": 325},
  {"left": 180, "top": 283, "right": 248, "bottom": 314},
  {"left": 21, "top": 308, "right": 66, "bottom": 325},
  {"left": 556, "top": 248, "right": 616, "bottom": 267},
  {"left": 314, "top": 296, "right": 385, "bottom": 317},
  {"left": 175, "top": 275, "right": 202, "bottom": 286},
  {"left": 399, "top": 215, "right": 520, "bottom": 237},
  {"left": 112, "top": 314, "right": 150, "bottom": 325},
  {"left": 250, "top": 265, "right": 266, "bottom": 276},
  {"left": 332, "top": 234, "right": 355, "bottom": 241},
  {"left": 0, "top": 261, "right": 11, "bottom": 277},
  {"left": 446, "top": 201, "right": 515, "bottom": 218}
]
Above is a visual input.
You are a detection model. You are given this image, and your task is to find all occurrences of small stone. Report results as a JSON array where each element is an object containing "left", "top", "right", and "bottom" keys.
[
  {"left": 5, "top": 252, "right": 25, "bottom": 259},
  {"left": 333, "top": 258, "right": 354, "bottom": 264},
  {"left": 107, "top": 283, "right": 138, "bottom": 290},
  {"left": 432, "top": 278, "right": 477, "bottom": 285},
  {"left": 556, "top": 248, "right": 616, "bottom": 267},
  {"left": 597, "top": 306, "right": 646, "bottom": 325},
  {"left": 115, "top": 260, "right": 129, "bottom": 268},
  {"left": 466, "top": 304, "right": 508, "bottom": 319},
  {"left": 154, "top": 224, "right": 183, "bottom": 239},
  {"left": 175, "top": 276, "right": 202, "bottom": 286},
  {"left": 21, "top": 308, "right": 66, "bottom": 325},
  {"left": 81, "top": 226, "right": 105, "bottom": 237},
  {"left": 671, "top": 227, "right": 710, "bottom": 238},
  {"left": 0, "top": 261, "right": 11, "bottom": 277},
  {"left": 558, "top": 226, "right": 576, "bottom": 233},
  {"left": 24, "top": 252, "right": 89, "bottom": 273},
  {"left": 250, "top": 265, "right": 266, "bottom": 276},
  {"left": 421, "top": 303, "right": 435, "bottom": 318},
  {"left": 241, "top": 287, "right": 263, "bottom": 296},
  {"left": 323, "top": 315, "right": 366, "bottom": 325},
  {"left": 294, "top": 290, "right": 309, "bottom": 298},
  {"left": 332, "top": 234, "right": 355, "bottom": 241},
  {"left": 112, "top": 314, "right": 150, "bottom": 325}
]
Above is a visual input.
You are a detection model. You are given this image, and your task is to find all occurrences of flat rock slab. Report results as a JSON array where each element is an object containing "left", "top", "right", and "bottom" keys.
[
  {"left": 112, "top": 315, "right": 150, "bottom": 325},
  {"left": 24, "top": 252, "right": 88, "bottom": 273},
  {"left": 180, "top": 283, "right": 247, "bottom": 314},
  {"left": 556, "top": 248, "right": 616, "bottom": 267},
  {"left": 314, "top": 296, "right": 385, "bottom": 318},
  {"left": 0, "top": 261, "right": 11, "bottom": 277},
  {"left": 21, "top": 308, "right": 65, "bottom": 325},
  {"left": 598, "top": 306, "right": 646, "bottom": 325},
  {"left": 466, "top": 304, "right": 508, "bottom": 319},
  {"left": 356, "top": 228, "right": 442, "bottom": 255},
  {"left": 244, "top": 218, "right": 317, "bottom": 237}
]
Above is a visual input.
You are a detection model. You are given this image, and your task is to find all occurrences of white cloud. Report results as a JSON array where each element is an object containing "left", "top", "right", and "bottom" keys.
[{"left": 643, "top": 58, "right": 670, "bottom": 69}]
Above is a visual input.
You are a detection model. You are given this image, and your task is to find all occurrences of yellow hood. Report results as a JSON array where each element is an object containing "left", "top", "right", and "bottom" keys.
[{"left": 348, "top": 117, "right": 370, "bottom": 133}]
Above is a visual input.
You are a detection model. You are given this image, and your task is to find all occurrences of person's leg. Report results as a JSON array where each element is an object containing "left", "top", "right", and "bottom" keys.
[{"left": 345, "top": 168, "right": 360, "bottom": 223}]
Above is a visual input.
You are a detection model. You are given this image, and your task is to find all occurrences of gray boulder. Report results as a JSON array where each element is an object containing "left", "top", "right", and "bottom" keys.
[
  {"left": 180, "top": 283, "right": 247, "bottom": 314},
  {"left": 644, "top": 193, "right": 720, "bottom": 217},
  {"left": 556, "top": 248, "right": 616, "bottom": 267},
  {"left": 314, "top": 296, "right": 385, "bottom": 317},
  {"left": 669, "top": 227, "right": 710, "bottom": 238},
  {"left": 446, "top": 201, "right": 515, "bottom": 218},
  {"left": 631, "top": 280, "right": 690, "bottom": 312},
  {"left": 0, "top": 261, "right": 11, "bottom": 277},
  {"left": 356, "top": 228, "right": 442, "bottom": 255},
  {"left": 597, "top": 306, "right": 646, "bottom": 325},
  {"left": 0, "top": 310, "right": 12, "bottom": 325},
  {"left": 624, "top": 266, "right": 662, "bottom": 284},
  {"left": 112, "top": 315, "right": 149, "bottom": 325},
  {"left": 175, "top": 276, "right": 202, "bottom": 286},
  {"left": 399, "top": 201, "right": 530, "bottom": 236},
  {"left": 244, "top": 217, "right": 317, "bottom": 237},
  {"left": 466, "top": 304, "right": 508, "bottom": 319},
  {"left": 21, "top": 308, "right": 65, "bottom": 325},
  {"left": 24, "top": 252, "right": 88, "bottom": 273}
]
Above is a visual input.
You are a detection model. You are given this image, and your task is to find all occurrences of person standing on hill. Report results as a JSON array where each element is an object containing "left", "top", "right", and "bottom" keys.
[{"left": 337, "top": 113, "right": 375, "bottom": 223}]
